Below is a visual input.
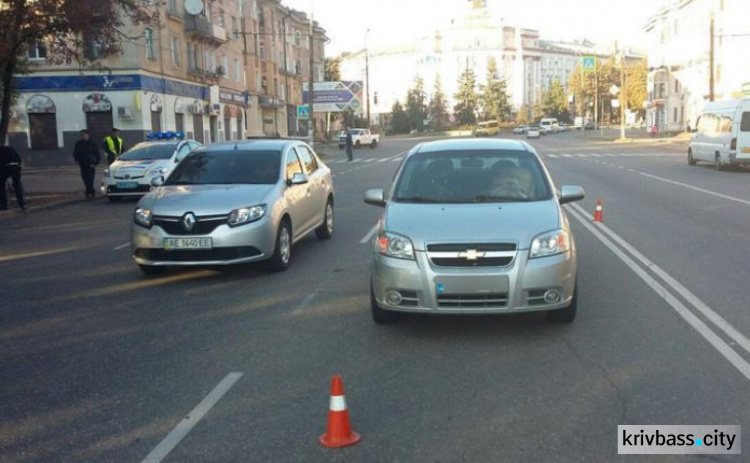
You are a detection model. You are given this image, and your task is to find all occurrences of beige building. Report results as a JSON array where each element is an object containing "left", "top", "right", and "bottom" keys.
[{"left": 8, "top": 0, "right": 326, "bottom": 165}]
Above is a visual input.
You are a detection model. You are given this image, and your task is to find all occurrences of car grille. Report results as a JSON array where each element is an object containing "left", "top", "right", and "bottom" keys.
[
  {"left": 426, "top": 243, "right": 517, "bottom": 268},
  {"left": 114, "top": 174, "right": 146, "bottom": 180},
  {"left": 153, "top": 215, "right": 228, "bottom": 236},
  {"left": 437, "top": 293, "right": 509, "bottom": 308},
  {"left": 134, "top": 246, "right": 262, "bottom": 262}
]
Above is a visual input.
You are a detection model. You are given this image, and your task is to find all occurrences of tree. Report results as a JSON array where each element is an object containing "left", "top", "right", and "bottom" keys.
[
  {"left": 454, "top": 65, "right": 478, "bottom": 125},
  {"left": 541, "top": 80, "right": 571, "bottom": 122},
  {"left": 324, "top": 57, "right": 341, "bottom": 82},
  {"left": 0, "top": 0, "right": 154, "bottom": 144},
  {"left": 390, "top": 101, "right": 411, "bottom": 134},
  {"left": 428, "top": 75, "right": 449, "bottom": 130},
  {"left": 480, "top": 58, "right": 511, "bottom": 122},
  {"left": 406, "top": 76, "right": 428, "bottom": 132},
  {"left": 625, "top": 59, "right": 648, "bottom": 119},
  {"left": 568, "top": 56, "right": 623, "bottom": 124}
]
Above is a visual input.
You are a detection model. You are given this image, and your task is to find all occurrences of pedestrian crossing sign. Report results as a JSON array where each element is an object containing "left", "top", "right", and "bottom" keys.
[
  {"left": 297, "top": 104, "right": 310, "bottom": 120},
  {"left": 582, "top": 56, "right": 597, "bottom": 71}
]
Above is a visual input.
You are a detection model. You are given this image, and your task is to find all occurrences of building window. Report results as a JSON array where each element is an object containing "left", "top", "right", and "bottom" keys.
[
  {"left": 674, "top": 107, "right": 678, "bottom": 123},
  {"left": 259, "top": 43, "right": 265, "bottom": 59},
  {"left": 167, "top": 0, "right": 177, "bottom": 14},
  {"left": 206, "top": 2, "right": 214, "bottom": 22},
  {"left": 218, "top": 11, "right": 225, "bottom": 28},
  {"left": 222, "top": 55, "right": 229, "bottom": 76},
  {"left": 295, "top": 30, "right": 301, "bottom": 46},
  {"left": 716, "top": 64, "right": 722, "bottom": 83},
  {"left": 145, "top": 28, "right": 156, "bottom": 60},
  {"left": 674, "top": 79, "right": 679, "bottom": 93},
  {"left": 172, "top": 37, "right": 180, "bottom": 66},
  {"left": 232, "top": 17, "right": 237, "bottom": 36},
  {"left": 27, "top": 42, "right": 47, "bottom": 60},
  {"left": 234, "top": 59, "right": 241, "bottom": 82}
]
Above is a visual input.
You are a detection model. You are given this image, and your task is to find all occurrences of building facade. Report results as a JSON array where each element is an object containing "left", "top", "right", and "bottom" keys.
[
  {"left": 643, "top": 0, "right": 750, "bottom": 132},
  {"left": 8, "top": 0, "right": 326, "bottom": 166}
]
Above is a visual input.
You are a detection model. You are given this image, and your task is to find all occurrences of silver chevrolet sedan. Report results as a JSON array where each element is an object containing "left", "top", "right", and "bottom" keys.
[
  {"left": 365, "top": 138, "right": 584, "bottom": 323},
  {"left": 131, "top": 140, "right": 334, "bottom": 274}
]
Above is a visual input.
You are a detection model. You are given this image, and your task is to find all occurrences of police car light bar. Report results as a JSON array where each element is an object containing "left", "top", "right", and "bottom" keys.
[{"left": 146, "top": 131, "right": 186, "bottom": 140}]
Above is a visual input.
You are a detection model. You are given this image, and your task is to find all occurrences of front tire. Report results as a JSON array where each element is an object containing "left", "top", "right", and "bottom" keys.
[
  {"left": 548, "top": 285, "right": 577, "bottom": 323},
  {"left": 370, "top": 140, "right": 378, "bottom": 149},
  {"left": 715, "top": 153, "right": 724, "bottom": 171},
  {"left": 269, "top": 220, "right": 292, "bottom": 271},
  {"left": 315, "top": 198, "right": 334, "bottom": 240},
  {"left": 688, "top": 149, "right": 696, "bottom": 166},
  {"left": 371, "top": 284, "right": 399, "bottom": 324},
  {"left": 139, "top": 264, "right": 166, "bottom": 276},
  {"left": 355, "top": 140, "right": 361, "bottom": 149}
]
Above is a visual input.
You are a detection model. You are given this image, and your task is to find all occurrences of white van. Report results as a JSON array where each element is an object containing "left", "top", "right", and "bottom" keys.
[
  {"left": 689, "top": 98, "right": 750, "bottom": 170},
  {"left": 540, "top": 118, "right": 559, "bottom": 134}
]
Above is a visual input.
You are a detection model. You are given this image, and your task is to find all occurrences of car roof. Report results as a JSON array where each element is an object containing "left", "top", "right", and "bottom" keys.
[
  {"left": 200, "top": 139, "right": 305, "bottom": 152},
  {"left": 414, "top": 138, "right": 530, "bottom": 154}
]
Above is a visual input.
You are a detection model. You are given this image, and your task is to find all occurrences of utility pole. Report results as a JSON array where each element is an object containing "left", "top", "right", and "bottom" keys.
[
  {"left": 308, "top": 4, "right": 315, "bottom": 143},
  {"left": 709, "top": 14, "right": 715, "bottom": 102},
  {"left": 365, "top": 29, "right": 371, "bottom": 128},
  {"left": 282, "top": 10, "right": 292, "bottom": 136}
]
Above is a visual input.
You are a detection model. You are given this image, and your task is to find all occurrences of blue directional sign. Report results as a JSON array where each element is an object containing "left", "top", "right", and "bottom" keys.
[
  {"left": 297, "top": 104, "right": 310, "bottom": 120},
  {"left": 582, "top": 56, "right": 597, "bottom": 72}
]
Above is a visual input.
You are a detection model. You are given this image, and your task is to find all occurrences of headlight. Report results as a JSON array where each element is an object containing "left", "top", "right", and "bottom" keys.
[
  {"left": 103, "top": 169, "right": 111, "bottom": 178},
  {"left": 134, "top": 208, "right": 153, "bottom": 228},
  {"left": 149, "top": 168, "right": 166, "bottom": 177},
  {"left": 228, "top": 205, "right": 267, "bottom": 226},
  {"left": 377, "top": 231, "right": 415, "bottom": 260},
  {"left": 530, "top": 229, "right": 570, "bottom": 259}
]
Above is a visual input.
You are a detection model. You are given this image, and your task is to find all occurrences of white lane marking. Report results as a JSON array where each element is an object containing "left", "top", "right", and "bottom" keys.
[
  {"left": 547, "top": 154, "right": 559, "bottom": 158},
  {"left": 377, "top": 158, "right": 389, "bottom": 163},
  {"left": 350, "top": 159, "right": 362, "bottom": 164},
  {"left": 639, "top": 172, "right": 750, "bottom": 207},
  {"left": 364, "top": 158, "right": 377, "bottom": 163},
  {"left": 617, "top": 166, "right": 626, "bottom": 169},
  {"left": 112, "top": 242, "right": 130, "bottom": 251},
  {"left": 627, "top": 168, "right": 636, "bottom": 172},
  {"left": 562, "top": 154, "right": 573, "bottom": 158},
  {"left": 590, "top": 154, "right": 603, "bottom": 157},
  {"left": 392, "top": 156, "right": 404, "bottom": 162},
  {"left": 565, "top": 206, "right": 750, "bottom": 382},
  {"left": 569, "top": 202, "right": 750, "bottom": 356},
  {"left": 576, "top": 154, "right": 589, "bottom": 157},
  {"left": 360, "top": 224, "right": 379, "bottom": 244},
  {"left": 142, "top": 373, "right": 243, "bottom": 463},
  {"left": 604, "top": 153, "right": 617, "bottom": 157}
]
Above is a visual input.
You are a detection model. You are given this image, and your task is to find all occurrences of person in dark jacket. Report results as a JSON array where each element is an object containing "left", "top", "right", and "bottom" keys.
[
  {"left": 344, "top": 126, "right": 354, "bottom": 162},
  {"left": 0, "top": 145, "right": 26, "bottom": 211},
  {"left": 73, "top": 130, "right": 101, "bottom": 198}
]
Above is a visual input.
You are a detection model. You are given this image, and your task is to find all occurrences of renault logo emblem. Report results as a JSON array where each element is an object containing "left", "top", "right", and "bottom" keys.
[
  {"left": 462, "top": 249, "right": 484, "bottom": 261},
  {"left": 182, "top": 213, "right": 196, "bottom": 231},
  {"left": 124, "top": 174, "right": 131, "bottom": 179}
]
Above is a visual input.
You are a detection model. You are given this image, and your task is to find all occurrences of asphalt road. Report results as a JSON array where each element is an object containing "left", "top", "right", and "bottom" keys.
[{"left": 1, "top": 132, "right": 749, "bottom": 462}]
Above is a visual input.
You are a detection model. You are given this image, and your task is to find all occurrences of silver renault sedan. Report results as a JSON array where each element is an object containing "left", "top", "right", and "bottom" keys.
[
  {"left": 131, "top": 139, "right": 334, "bottom": 274},
  {"left": 365, "top": 138, "right": 584, "bottom": 323}
]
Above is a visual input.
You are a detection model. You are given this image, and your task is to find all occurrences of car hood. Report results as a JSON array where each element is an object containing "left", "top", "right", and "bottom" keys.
[
  {"left": 384, "top": 200, "right": 561, "bottom": 251},
  {"left": 111, "top": 159, "right": 171, "bottom": 173},
  {"left": 139, "top": 184, "right": 276, "bottom": 216}
]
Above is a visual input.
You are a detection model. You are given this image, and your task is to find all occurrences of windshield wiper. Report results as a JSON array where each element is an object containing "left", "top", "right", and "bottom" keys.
[
  {"left": 394, "top": 196, "right": 448, "bottom": 203},
  {"left": 466, "top": 195, "right": 534, "bottom": 203}
]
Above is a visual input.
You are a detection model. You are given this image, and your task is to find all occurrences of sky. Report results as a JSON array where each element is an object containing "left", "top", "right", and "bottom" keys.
[{"left": 283, "top": 0, "right": 669, "bottom": 55}]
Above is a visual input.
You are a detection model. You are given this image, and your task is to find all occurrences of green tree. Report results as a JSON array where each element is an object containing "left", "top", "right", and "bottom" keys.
[
  {"left": 454, "top": 65, "right": 478, "bottom": 125},
  {"left": 0, "top": 0, "right": 154, "bottom": 144},
  {"left": 568, "top": 56, "right": 621, "bottom": 123},
  {"left": 480, "top": 58, "right": 511, "bottom": 122},
  {"left": 541, "top": 80, "right": 571, "bottom": 122},
  {"left": 390, "top": 101, "right": 411, "bottom": 134},
  {"left": 625, "top": 59, "right": 648, "bottom": 119},
  {"left": 324, "top": 57, "right": 342, "bottom": 82},
  {"left": 428, "top": 75, "right": 449, "bottom": 130},
  {"left": 406, "top": 76, "right": 428, "bottom": 132}
]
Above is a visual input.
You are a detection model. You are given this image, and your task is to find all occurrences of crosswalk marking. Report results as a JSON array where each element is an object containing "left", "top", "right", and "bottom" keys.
[
  {"left": 562, "top": 154, "right": 574, "bottom": 158},
  {"left": 364, "top": 158, "right": 376, "bottom": 163}
]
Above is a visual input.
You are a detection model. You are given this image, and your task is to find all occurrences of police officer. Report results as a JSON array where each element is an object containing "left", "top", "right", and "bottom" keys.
[
  {"left": 0, "top": 145, "right": 26, "bottom": 211},
  {"left": 103, "top": 127, "right": 124, "bottom": 165},
  {"left": 73, "top": 129, "right": 101, "bottom": 198}
]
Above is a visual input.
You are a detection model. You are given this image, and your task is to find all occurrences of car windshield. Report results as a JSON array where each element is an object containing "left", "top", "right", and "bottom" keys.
[
  {"left": 119, "top": 143, "right": 177, "bottom": 161},
  {"left": 165, "top": 150, "right": 282, "bottom": 185},
  {"left": 393, "top": 150, "right": 552, "bottom": 203}
]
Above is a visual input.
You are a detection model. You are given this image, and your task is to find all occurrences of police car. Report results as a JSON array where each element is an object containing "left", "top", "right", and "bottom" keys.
[{"left": 101, "top": 132, "right": 201, "bottom": 202}]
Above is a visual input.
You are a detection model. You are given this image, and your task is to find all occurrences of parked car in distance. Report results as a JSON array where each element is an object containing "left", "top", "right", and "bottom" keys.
[
  {"left": 689, "top": 97, "right": 750, "bottom": 170},
  {"left": 474, "top": 120, "right": 500, "bottom": 137},
  {"left": 527, "top": 126, "right": 541, "bottom": 139},
  {"left": 339, "top": 129, "right": 380, "bottom": 149},
  {"left": 540, "top": 118, "right": 560, "bottom": 133},
  {"left": 513, "top": 125, "right": 529, "bottom": 135},
  {"left": 364, "top": 138, "right": 585, "bottom": 324},
  {"left": 558, "top": 123, "right": 569, "bottom": 132}
]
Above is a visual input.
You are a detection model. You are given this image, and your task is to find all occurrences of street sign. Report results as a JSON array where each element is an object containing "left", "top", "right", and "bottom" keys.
[
  {"left": 582, "top": 56, "right": 597, "bottom": 72},
  {"left": 297, "top": 104, "right": 310, "bottom": 120},
  {"left": 303, "top": 81, "right": 364, "bottom": 113},
  {"left": 742, "top": 82, "right": 750, "bottom": 96}
]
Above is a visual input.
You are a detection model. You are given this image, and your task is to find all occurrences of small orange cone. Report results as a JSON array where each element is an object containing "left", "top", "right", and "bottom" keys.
[
  {"left": 320, "top": 375, "right": 361, "bottom": 448},
  {"left": 593, "top": 199, "right": 604, "bottom": 223}
]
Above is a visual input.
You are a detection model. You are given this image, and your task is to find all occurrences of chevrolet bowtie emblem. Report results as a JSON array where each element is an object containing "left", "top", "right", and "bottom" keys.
[{"left": 463, "top": 249, "right": 484, "bottom": 261}]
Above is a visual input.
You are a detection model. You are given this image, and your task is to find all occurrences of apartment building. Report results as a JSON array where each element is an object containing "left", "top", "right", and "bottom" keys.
[{"left": 7, "top": 0, "right": 326, "bottom": 165}]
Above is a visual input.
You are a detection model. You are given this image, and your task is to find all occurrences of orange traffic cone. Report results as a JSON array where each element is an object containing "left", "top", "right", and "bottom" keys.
[
  {"left": 593, "top": 199, "right": 603, "bottom": 223},
  {"left": 320, "top": 375, "right": 361, "bottom": 448}
]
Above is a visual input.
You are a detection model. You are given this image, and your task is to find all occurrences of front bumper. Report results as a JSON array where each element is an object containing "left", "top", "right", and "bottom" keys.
[
  {"left": 101, "top": 179, "right": 152, "bottom": 197},
  {"left": 131, "top": 217, "right": 277, "bottom": 266},
  {"left": 371, "top": 250, "right": 576, "bottom": 315}
]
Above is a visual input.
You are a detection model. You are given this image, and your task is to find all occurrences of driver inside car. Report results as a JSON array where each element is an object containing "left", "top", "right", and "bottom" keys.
[{"left": 489, "top": 166, "right": 534, "bottom": 199}]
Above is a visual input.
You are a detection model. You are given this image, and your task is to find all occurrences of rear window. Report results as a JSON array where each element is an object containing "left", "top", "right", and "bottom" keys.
[
  {"left": 119, "top": 142, "right": 177, "bottom": 160},
  {"left": 166, "top": 150, "right": 281, "bottom": 185},
  {"left": 741, "top": 112, "right": 750, "bottom": 132}
]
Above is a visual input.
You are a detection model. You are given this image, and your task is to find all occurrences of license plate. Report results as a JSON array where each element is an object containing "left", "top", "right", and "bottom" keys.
[
  {"left": 164, "top": 238, "right": 213, "bottom": 250},
  {"left": 116, "top": 181, "right": 139, "bottom": 189}
]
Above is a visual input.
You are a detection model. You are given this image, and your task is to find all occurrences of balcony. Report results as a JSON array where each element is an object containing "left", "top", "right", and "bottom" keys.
[
  {"left": 185, "top": 14, "right": 228, "bottom": 45},
  {"left": 188, "top": 66, "right": 223, "bottom": 83}
]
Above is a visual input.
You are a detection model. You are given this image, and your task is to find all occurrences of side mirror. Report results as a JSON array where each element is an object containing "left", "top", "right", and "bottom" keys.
[
  {"left": 150, "top": 176, "right": 165, "bottom": 187},
  {"left": 364, "top": 188, "right": 386, "bottom": 207},
  {"left": 289, "top": 172, "right": 308, "bottom": 186},
  {"left": 559, "top": 185, "right": 585, "bottom": 204}
]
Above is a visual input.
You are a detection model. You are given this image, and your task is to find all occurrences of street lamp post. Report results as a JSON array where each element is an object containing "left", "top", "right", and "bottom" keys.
[
  {"left": 308, "top": 0, "right": 315, "bottom": 144},
  {"left": 365, "top": 28, "right": 371, "bottom": 128}
]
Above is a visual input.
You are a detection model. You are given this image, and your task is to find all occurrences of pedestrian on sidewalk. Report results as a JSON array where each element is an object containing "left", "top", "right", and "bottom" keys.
[
  {"left": 344, "top": 126, "right": 354, "bottom": 162},
  {"left": 650, "top": 124, "right": 658, "bottom": 138},
  {"left": 73, "top": 130, "right": 101, "bottom": 198},
  {"left": 0, "top": 145, "right": 26, "bottom": 211},
  {"left": 103, "top": 128, "right": 124, "bottom": 165}
]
